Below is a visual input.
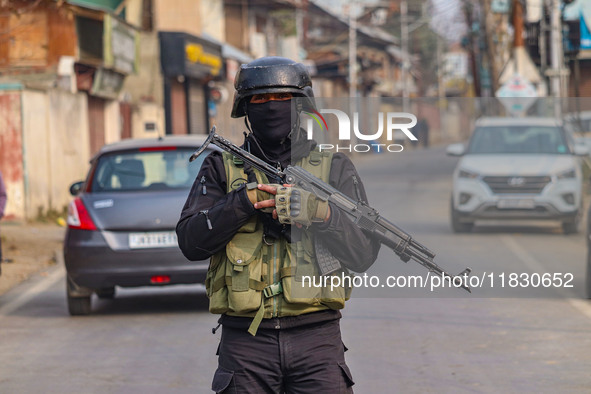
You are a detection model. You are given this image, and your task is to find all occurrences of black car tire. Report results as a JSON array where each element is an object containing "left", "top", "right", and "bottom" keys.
[
  {"left": 96, "top": 287, "right": 116, "bottom": 299},
  {"left": 562, "top": 220, "right": 579, "bottom": 235},
  {"left": 66, "top": 278, "right": 91, "bottom": 315},
  {"left": 586, "top": 248, "right": 591, "bottom": 299},
  {"left": 67, "top": 292, "right": 91, "bottom": 315},
  {"left": 562, "top": 208, "right": 581, "bottom": 235},
  {"left": 451, "top": 198, "right": 474, "bottom": 233}
]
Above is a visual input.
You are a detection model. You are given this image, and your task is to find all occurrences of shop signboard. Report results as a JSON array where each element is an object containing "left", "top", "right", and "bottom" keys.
[
  {"left": 495, "top": 73, "right": 538, "bottom": 116},
  {"left": 159, "top": 32, "right": 223, "bottom": 80}
]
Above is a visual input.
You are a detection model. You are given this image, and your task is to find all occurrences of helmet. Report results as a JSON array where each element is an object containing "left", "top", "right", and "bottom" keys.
[{"left": 231, "top": 56, "right": 316, "bottom": 118}]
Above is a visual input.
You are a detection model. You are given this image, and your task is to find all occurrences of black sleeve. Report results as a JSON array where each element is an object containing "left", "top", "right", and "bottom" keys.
[
  {"left": 314, "top": 153, "right": 381, "bottom": 272},
  {"left": 176, "top": 152, "right": 256, "bottom": 261}
]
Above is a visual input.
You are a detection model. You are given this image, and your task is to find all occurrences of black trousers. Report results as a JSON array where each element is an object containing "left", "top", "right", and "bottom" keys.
[{"left": 212, "top": 318, "right": 354, "bottom": 393}]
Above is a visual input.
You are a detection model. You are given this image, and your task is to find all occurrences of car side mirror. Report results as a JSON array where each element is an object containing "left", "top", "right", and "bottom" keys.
[
  {"left": 446, "top": 143, "right": 465, "bottom": 156},
  {"left": 69, "top": 181, "right": 84, "bottom": 196},
  {"left": 573, "top": 144, "right": 589, "bottom": 157}
]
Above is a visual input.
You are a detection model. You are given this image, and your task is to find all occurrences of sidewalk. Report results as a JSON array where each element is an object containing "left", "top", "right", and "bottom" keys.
[{"left": 0, "top": 222, "right": 65, "bottom": 296}]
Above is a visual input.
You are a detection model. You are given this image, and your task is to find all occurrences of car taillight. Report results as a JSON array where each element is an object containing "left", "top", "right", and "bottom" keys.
[
  {"left": 67, "top": 198, "right": 97, "bottom": 230},
  {"left": 151, "top": 275, "right": 170, "bottom": 284}
]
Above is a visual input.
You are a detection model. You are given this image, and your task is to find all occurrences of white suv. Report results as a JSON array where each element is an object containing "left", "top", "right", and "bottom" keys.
[{"left": 447, "top": 117, "right": 588, "bottom": 234}]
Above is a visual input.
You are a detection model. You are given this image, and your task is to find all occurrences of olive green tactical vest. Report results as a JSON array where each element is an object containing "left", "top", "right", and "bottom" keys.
[{"left": 204, "top": 149, "right": 352, "bottom": 335}]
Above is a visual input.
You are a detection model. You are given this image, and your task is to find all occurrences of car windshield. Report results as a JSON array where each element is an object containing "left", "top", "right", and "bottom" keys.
[
  {"left": 467, "top": 125, "right": 570, "bottom": 155},
  {"left": 90, "top": 147, "right": 206, "bottom": 192}
]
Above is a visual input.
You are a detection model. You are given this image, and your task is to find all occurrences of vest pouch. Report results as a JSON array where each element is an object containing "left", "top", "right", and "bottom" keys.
[
  {"left": 319, "top": 268, "right": 351, "bottom": 310},
  {"left": 206, "top": 253, "right": 229, "bottom": 314},
  {"left": 225, "top": 231, "right": 266, "bottom": 313},
  {"left": 281, "top": 243, "right": 322, "bottom": 305}
]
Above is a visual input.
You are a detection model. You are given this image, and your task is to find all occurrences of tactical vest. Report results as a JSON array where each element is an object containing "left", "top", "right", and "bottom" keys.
[{"left": 205, "top": 149, "right": 352, "bottom": 335}]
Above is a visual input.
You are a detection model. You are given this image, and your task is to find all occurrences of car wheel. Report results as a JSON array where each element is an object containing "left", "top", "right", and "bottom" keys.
[
  {"left": 67, "top": 292, "right": 91, "bottom": 315},
  {"left": 562, "top": 221, "right": 579, "bottom": 235},
  {"left": 96, "top": 287, "right": 116, "bottom": 299},
  {"left": 562, "top": 209, "right": 581, "bottom": 235},
  {"left": 451, "top": 198, "right": 474, "bottom": 233},
  {"left": 66, "top": 277, "right": 92, "bottom": 316},
  {"left": 586, "top": 248, "right": 591, "bottom": 299}
]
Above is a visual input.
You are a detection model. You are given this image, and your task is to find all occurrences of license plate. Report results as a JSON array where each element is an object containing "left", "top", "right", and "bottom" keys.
[
  {"left": 497, "top": 199, "right": 535, "bottom": 209},
  {"left": 129, "top": 231, "right": 178, "bottom": 249}
]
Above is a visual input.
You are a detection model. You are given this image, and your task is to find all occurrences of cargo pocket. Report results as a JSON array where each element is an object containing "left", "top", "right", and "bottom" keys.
[
  {"left": 206, "top": 253, "right": 229, "bottom": 314},
  {"left": 338, "top": 362, "right": 355, "bottom": 389},
  {"left": 282, "top": 242, "right": 321, "bottom": 304},
  {"left": 226, "top": 231, "right": 265, "bottom": 313},
  {"left": 211, "top": 366, "right": 235, "bottom": 393}
]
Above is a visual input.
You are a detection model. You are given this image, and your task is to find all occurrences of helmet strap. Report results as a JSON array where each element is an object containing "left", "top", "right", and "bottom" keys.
[
  {"left": 285, "top": 102, "right": 303, "bottom": 144},
  {"left": 243, "top": 116, "right": 252, "bottom": 134},
  {"left": 248, "top": 131, "right": 281, "bottom": 168}
]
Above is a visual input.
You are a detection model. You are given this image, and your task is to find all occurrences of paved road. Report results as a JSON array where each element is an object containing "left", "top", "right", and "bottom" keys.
[
  {"left": 348, "top": 147, "right": 591, "bottom": 392},
  {"left": 1, "top": 146, "right": 590, "bottom": 393}
]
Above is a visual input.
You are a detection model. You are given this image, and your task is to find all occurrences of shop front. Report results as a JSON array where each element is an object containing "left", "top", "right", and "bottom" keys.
[{"left": 159, "top": 32, "right": 223, "bottom": 135}]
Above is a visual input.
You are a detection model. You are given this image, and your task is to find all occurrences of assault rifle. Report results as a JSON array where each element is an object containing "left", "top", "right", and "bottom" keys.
[{"left": 190, "top": 127, "right": 472, "bottom": 292}]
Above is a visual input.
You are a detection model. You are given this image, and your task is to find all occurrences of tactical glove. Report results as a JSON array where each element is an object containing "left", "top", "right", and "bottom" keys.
[{"left": 275, "top": 186, "right": 329, "bottom": 226}]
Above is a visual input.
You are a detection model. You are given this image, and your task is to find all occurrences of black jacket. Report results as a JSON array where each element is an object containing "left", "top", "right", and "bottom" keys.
[{"left": 176, "top": 142, "right": 380, "bottom": 273}]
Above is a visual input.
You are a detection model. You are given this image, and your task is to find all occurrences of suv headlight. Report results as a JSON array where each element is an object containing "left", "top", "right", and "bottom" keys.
[
  {"left": 458, "top": 169, "right": 479, "bottom": 179},
  {"left": 556, "top": 168, "right": 576, "bottom": 180}
]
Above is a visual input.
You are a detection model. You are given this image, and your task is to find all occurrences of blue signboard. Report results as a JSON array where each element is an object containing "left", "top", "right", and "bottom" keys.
[{"left": 582, "top": 12, "right": 591, "bottom": 50}]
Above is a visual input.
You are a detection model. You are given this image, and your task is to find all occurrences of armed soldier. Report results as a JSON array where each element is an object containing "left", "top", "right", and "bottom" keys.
[{"left": 176, "top": 56, "right": 381, "bottom": 393}]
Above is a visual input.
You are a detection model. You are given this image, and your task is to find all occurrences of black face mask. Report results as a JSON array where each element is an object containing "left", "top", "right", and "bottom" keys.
[{"left": 247, "top": 100, "right": 294, "bottom": 145}]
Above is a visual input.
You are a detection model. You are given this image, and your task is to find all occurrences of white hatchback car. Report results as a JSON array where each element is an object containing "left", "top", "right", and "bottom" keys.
[{"left": 447, "top": 117, "right": 588, "bottom": 234}]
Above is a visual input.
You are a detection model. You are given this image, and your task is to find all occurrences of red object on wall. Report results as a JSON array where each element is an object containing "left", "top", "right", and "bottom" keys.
[{"left": 0, "top": 92, "right": 24, "bottom": 183}]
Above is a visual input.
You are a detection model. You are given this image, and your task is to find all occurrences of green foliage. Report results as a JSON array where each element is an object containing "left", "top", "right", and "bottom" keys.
[
  {"left": 413, "top": 24, "right": 440, "bottom": 93},
  {"left": 35, "top": 206, "right": 67, "bottom": 223},
  {"left": 270, "top": 9, "right": 297, "bottom": 36}
]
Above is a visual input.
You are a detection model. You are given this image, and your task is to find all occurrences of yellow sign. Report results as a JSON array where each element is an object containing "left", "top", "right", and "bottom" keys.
[{"left": 185, "top": 43, "right": 222, "bottom": 76}]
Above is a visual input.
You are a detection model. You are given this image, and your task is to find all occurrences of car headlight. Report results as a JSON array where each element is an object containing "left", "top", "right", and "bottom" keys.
[
  {"left": 556, "top": 168, "right": 576, "bottom": 180},
  {"left": 458, "top": 169, "right": 479, "bottom": 179}
]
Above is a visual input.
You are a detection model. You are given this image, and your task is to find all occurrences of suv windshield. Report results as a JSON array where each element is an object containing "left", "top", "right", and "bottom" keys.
[
  {"left": 90, "top": 148, "right": 205, "bottom": 192},
  {"left": 467, "top": 126, "right": 570, "bottom": 155}
]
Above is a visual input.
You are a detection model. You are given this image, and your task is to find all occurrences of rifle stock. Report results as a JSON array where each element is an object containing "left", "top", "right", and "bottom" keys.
[{"left": 190, "top": 127, "right": 472, "bottom": 293}]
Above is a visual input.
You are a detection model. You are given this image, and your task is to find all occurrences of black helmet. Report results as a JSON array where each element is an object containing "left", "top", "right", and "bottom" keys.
[{"left": 231, "top": 56, "right": 316, "bottom": 118}]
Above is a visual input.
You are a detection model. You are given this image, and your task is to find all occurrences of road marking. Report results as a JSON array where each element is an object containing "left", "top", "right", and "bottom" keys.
[
  {"left": 500, "top": 235, "right": 591, "bottom": 320},
  {"left": 0, "top": 251, "right": 65, "bottom": 318}
]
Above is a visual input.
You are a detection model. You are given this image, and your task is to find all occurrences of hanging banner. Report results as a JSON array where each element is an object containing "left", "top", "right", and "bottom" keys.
[{"left": 581, "top": 11, "right": 591, "bottom": 50}]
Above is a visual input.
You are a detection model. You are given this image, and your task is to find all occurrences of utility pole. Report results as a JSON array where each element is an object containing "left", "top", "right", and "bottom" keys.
[
  {"left": 437, "top": 34, "right": 445, "bottom": 140},
  {"left": 540, "top": 0, "right": 547, "bottom": 76},
  {"left": 482, "top": 0, "right": 500, "bottom": 93},
  {"left": 437, "top": 35, "right": 445, "bottom": 101},
  {"left": 401, "top": 0, "right": 409, "bottom": 111},
  {"left": 348, "top": 1, "right": 357, "bottom": 98},
  {"left": 295, "top": 0, "right": 304, "bottom": 61},
  {"left": 549, "top": 0, "right": 564, "bottom": 116},
  {"left": 463, "top": 0, "right": 481, "bottom": 96},
  {"left": 347, "top": 0, "right": 359, "bottom": 148},
  {"left": 513, "top": 0, "right": 524, "bottom": 71}
]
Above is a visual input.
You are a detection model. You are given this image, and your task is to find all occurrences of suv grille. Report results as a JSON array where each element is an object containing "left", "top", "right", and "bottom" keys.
[{"left": 482, "top": 176, "right": 551, "bottom": 194}]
